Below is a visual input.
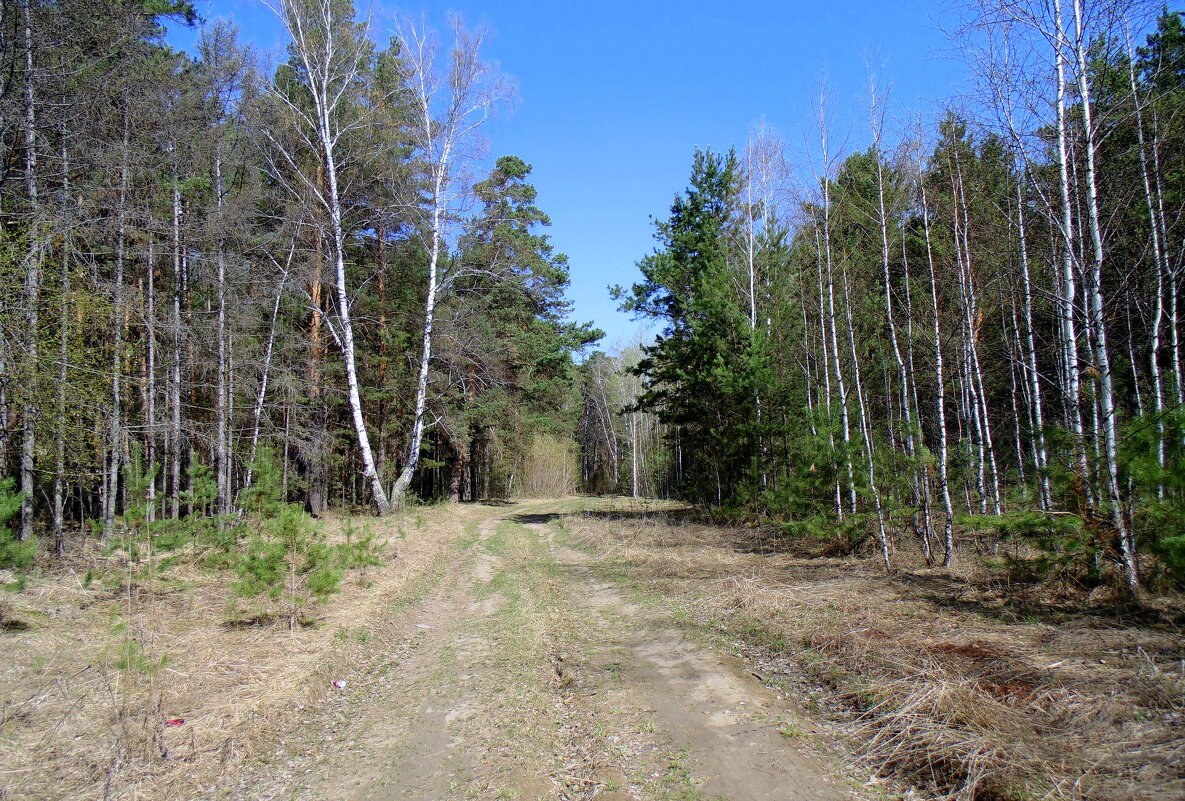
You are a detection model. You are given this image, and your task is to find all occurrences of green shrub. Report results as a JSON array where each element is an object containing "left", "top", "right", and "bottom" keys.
[
  {"left": 234, "top": 503, "right": 345, "bottom": 629},
  {"left": 0, "top": 478, "right": 35, "bottom": 571},
  {"left": 232, "top": 450, "right": 383, "bottom": 628},
  {"left": 989, "top": 510, "right": 1104, "bottom": 585}
]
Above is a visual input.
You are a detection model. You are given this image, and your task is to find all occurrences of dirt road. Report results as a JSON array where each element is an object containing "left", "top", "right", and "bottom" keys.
[{"left": 233, "top": 501, "right": 864, "bottom": 801}]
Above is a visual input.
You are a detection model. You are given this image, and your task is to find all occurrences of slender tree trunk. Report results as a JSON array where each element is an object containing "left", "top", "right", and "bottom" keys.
[
  {"left": 1014, "top": 169, "right": 1051, "bottom": 509},
  {"left": 20, "top": 0, "right": 39, "bottom": 541},
  {"left": 145, "top": 241, "right": 157, "bottom": 523},
  {"left": 214, "top": 143, "right": 230, "bottom": 520},
  {"left": 842, "top": 258, "right": 892, "bottom": 572},
  {"left": 375, "top": 227, "right": 389, "bottom": 487},
  {"left": 306, "top": 205, "right": 327, "bottom": 514},
  {"left": 103, "top": 117, "right": 130, "bottom": 539},
  {"left": 630, "top": 409, "right": 640, "bottom": 498},
  {"left": 243, "top": 264, "right": 289, "bottom": 495},
  {"left": 323, "top": 144, "right": 390, "bottom": 514},
  {"left": 742, "top": 138, "right": 768, "bottom": 490},
  {"left": 169, "top": 182, "right": 184, "bottom": 520},
  {"left": 816, "top": 101, "right": 855, "bottom": 515},
  {"left": 273, "top": 0, "right": 391, "bottom": 515},
  {"left": 1007, "top": 299, "right": 1028, "bottom": 490},
  {"left": 1053, "top": 0, "right": 1089, "bottom": 494},
  {"left": 1128, "top": 30, "right": 1167, "bottom": 489},
  {"left": 1073, "top": 0, "right": 1137, "bottom": 588},
  {"left": 952, "top": 157, "right": 1002, "bottom": 514},
  {"left": 902, "top": 234, "right": 934, "bottom": 562},
  {"left": 1172, "top": 247, "right": 1183, "bottom": 414},
  {"left": 813, "top": 228, "right": 840, "bottom": 516},
  {"left": 872, "top": 86, "right": 916, "bottom": 472},
  {"left": 53, "top": 136, "right": 70, "bottom": 555},
  {"left": 390, "top": 171, "right": 442, "bottom": 506},
  {"left": 922, "top": 180, "right": 955, "bottom": 565}
]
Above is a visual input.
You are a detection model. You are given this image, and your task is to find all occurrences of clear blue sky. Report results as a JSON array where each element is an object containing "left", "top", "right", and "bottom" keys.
[{"left": 167, "top": 1, "right": 968, "bottom": 350}]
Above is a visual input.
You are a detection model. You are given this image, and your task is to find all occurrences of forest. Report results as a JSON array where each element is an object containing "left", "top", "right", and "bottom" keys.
[
  {"left": 2, "top": 0, "right": 1185, "bottom": 590},
  {"left": 582, "top": 2, "right": 1185, "bottom": 594},
  {"left": 0, "top": 0, "right": 600, "bottom": 557},
  {"left": 2, "top": 1, "right": 1184, "bottom": 799}
]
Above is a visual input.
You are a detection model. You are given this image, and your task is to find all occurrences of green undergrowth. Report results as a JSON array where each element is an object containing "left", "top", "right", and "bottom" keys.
[{"left": 70, "top": 450, "right": 390, "bottom": 631}]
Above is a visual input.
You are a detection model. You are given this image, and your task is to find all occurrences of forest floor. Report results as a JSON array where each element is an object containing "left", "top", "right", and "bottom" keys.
[{"left": 1, "top": 497, "right": 1182, "bottom": 800}]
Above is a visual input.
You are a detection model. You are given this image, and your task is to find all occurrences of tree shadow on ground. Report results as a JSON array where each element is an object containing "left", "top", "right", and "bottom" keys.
[
  {"left": 908, "top": 574, "right": 1185, "bottom": 628},
  {"left": 579, "top": 507, "right": 1185, "bottom": 629},
  {"left": 520, "top": 500, "right": 1185, "bottom": 630},
  {"left": 510, "top": 512, "right": 559, "bottom": 526}
]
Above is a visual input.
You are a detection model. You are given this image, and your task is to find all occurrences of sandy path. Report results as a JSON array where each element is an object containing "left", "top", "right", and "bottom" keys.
[{"left": 239, "top": 501, "right": 864, "bottom": 801}]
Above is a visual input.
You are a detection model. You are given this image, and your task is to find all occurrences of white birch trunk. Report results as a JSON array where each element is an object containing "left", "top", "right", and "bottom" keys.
[
  {"left": 816, "top": 93, "right": 856, "bottom": 515},
  {"left": 921, "top": 179, "right": 956, "bottom": 565},
  {"left": 103, "top": 118, "right": 129, "bottom": 539},
  {"left": 1053, "top": 0, "right": 1089, "bottom": 491},
  {"left": 1072, "top": 0, "right": 1138, "bottom": 588},
  {"left": 170, "top": 181, "right": 184, "bottom": 520},
  {"left": 146, "top": 241, "right": 157, "bottom": 523},
  {"left": 390, "top": 157, "right": 444, "bottom": 505},
  {"left": 272, "top": 0, "right": 392, "bottom": 515}
]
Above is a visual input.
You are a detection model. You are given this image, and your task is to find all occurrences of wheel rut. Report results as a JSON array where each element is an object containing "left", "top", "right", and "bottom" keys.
[{"left": 243, "top": 501, "right": 866, "bottom": 801}]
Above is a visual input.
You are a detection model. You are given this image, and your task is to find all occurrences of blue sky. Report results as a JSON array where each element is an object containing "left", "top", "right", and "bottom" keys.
[{"left": 167, "top": 1, "right": 968, "bottom": 349}]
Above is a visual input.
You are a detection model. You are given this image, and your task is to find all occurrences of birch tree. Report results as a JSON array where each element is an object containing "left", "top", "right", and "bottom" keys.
[
  {"left": 390, "top": 17, "right": 510, "bottom": 508},
  {"left": 263, "top": 0, "right": 392, "bottom": 514}
]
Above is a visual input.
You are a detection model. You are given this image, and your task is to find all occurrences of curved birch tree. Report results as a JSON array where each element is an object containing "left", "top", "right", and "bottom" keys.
[
  {"left": 390, "top": 17, "right": 510, "bottom": 508},
  {"left": 263, "top": 0, "right": 392, "bottom": 514}
]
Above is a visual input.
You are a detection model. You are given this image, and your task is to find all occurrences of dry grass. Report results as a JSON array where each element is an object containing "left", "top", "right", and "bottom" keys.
[
  {"left": 0, "top": 503, "right": 474, "bottom": 801},
  {"left": 562, "top": 498, "right": 1185, "bottom": 801}
]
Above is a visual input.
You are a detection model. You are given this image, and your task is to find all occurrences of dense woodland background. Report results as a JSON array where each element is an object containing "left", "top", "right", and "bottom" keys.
[
  {"left": 2, "top": 0, "right": 1184, "bottom": 594},
  {"left": 587, "top": 0, "right": 1185, "bottom": 592},
  {"left": 0, "top": 0, "right": 600, "bottom": 557}
]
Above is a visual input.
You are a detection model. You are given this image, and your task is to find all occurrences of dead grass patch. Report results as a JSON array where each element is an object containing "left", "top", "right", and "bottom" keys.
[
  {"left": 0, "top": 503, "right": 478, "bottom": 800},
  {"left": 562, "top": 499, "right": 1185, "bottom": 801}
]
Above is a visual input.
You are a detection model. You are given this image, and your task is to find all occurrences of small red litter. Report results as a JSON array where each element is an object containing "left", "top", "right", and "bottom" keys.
[{"left": 164, "top": 718, "right": 185, "bottom": 727}]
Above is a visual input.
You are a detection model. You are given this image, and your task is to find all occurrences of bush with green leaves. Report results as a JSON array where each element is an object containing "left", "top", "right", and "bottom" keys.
[
  {"left": 231, "top": 449, "right": 384, "bottom": 628},
  {"left": 977, "top": 510, "right": 1103, "bottom": 586},
  {"left": 1122, "top": 409, "right": 1185, "bottom": 587},
  {"left": 0, "top": 479, "right": 35, "bottom": 571},
  {"left": 105, "top": 450, "right": 219, "bottom": 579},
  {"left": 234, "top": 503, "right": 343, "bottom": 629}
]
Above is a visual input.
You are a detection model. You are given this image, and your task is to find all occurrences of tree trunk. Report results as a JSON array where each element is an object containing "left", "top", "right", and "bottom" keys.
[
  {"left": 53, "top": 135, "right": 70, "bottom": 555},
  {"left": 145, "top": 241, "right": 157, "bottom": 523},
  {"left": 20, "top": 0, "right": 39, "bottom": 542},
  {"left": 391, "top": 128, "right": 449, "bottom": 508},
  {"left": 921, "top": 178, "right": 956, "bottom": 566},
  {"left": 816, "top": 96, "right": 855, "bottom": 516},
  {"left": 243, "top": 262, "right": 289, "bottom": 496},
  {"left": 1073, "top": 0, "right": 1137, "bottom": 589},
  {"left": 103, "top": 117, "right": 130, "bottom": 540},
  {"left": 214, "top": 142, "right": 230, "bottom": 520},
  {"left": 1053, "top": 0, "right": 1089, "bottom": 495}
]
